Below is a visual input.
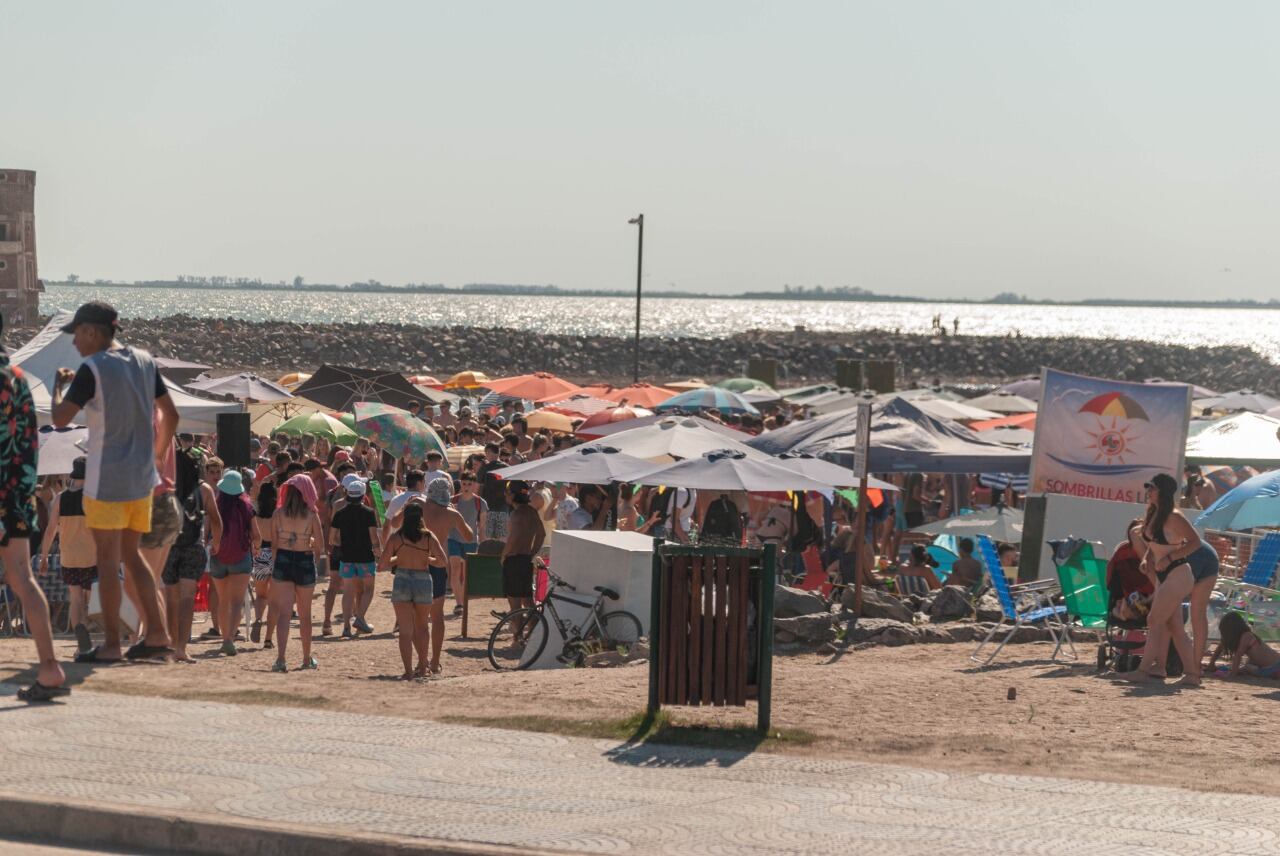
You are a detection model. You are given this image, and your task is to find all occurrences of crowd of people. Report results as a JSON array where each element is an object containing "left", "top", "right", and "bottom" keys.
[{"left": 0, "top": 299, "right": 1246, "bottom": 700}]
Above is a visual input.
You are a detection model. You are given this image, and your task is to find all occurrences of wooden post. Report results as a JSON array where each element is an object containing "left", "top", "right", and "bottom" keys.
[
  {"left": 647, "top": 539, "right": 664, "bottom": 715},
  {"left": 757, "top": 544, "right": 776, "bottom": 734}
]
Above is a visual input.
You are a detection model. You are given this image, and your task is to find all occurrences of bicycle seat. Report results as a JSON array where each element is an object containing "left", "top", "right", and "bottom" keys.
[{"left": 594, "top": 586, "right": 620, "bottom": 601}]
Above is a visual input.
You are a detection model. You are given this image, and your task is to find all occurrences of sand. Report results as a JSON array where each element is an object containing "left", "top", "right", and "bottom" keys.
[{"left": 1, "top": 584, "right": 1275, "bottom": 798}]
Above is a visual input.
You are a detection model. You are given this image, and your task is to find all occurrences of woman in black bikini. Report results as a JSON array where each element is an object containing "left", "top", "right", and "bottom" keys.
[
  {"left": 377, "top": 502, "right": 447, "bottom": 680},
  {"left": 1122, "top": 472, "right": 1219, "bottom": 686}
]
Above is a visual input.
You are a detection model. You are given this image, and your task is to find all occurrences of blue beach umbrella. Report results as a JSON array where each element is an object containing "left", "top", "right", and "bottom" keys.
[
  {"left": 653, "top": 387, "right": 761, "bottom": 416},
  {"left": 1197, "top": 469, "right": 1280, "bottom": 532}
]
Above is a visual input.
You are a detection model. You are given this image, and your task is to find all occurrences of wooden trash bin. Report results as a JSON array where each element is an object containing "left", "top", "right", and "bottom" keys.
[{"left": 647, "top": 543, "right": 776, "bottom": 732}]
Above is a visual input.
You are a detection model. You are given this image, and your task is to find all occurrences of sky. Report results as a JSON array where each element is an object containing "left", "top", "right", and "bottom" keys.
[{"left": 3, "top": 1, "right": 1277, "bottom": 300}]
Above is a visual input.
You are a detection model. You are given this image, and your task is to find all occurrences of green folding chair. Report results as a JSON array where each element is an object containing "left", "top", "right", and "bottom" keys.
[{"left": 1049, "top": 539, "right": 1108, "bottom": 662}]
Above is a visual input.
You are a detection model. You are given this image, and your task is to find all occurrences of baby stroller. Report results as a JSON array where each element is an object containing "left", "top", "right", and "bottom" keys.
[{"left": 1102, "top": 538, "right": 1183, "bottom": 675}]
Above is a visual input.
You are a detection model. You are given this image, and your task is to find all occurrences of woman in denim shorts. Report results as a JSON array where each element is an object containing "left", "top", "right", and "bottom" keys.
[
  {"left": 209, "top": 471, "right": 260, "bottom": 656},
  {"left": 378, "top": 502, "right": 447, "bottom": 681},
  {"left": 266, "top": 474, "right": 326, "bottom": 673}
]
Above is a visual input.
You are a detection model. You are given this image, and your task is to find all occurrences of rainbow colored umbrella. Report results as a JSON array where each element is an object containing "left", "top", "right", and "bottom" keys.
[
  {"left": 274, "top": 412, "right": 358, "bottom": 444},
  {"left": 353, "top": 402, "right": 445, "bottom": 461}
]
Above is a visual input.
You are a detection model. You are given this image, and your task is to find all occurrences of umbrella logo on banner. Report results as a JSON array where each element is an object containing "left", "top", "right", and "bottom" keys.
[{"left": 1078, "top": 392, "right": 1149, "bottom": 466}]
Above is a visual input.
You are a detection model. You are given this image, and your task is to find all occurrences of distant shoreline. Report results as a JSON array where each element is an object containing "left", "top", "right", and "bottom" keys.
[{"left": 43, "top": 281, "right": 1280, "bottom": 311}]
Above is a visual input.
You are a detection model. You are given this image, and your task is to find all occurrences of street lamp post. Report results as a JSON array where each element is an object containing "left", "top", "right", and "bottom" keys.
[{"left": 628, "top": 214, "right": 644, "bottom": 384}]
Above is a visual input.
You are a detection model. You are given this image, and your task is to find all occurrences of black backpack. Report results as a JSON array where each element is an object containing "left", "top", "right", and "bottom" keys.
[
  {"left": 701, "top": 496, "right": 742, "bottom": 542},
  {"left": 790, "top": 506, "right": 822, "bottom": 553}
]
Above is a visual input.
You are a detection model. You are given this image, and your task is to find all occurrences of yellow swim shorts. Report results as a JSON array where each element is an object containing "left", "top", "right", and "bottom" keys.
[{"left": 83, "top": 495, "right": 153, "bottom": 533}]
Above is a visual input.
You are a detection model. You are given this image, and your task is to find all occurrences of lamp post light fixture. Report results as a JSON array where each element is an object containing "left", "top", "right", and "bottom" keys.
[{"left": 628, "top": 213, "right": 644, "bottom": 384}]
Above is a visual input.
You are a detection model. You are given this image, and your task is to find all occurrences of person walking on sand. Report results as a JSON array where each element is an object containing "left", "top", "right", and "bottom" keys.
[
  {"left": 51, "top": 301, "right": 177, "bottom": 664},
  {"left": 378, "top": 502, "right": 447, "bottom": 680},
  {"left": 416, "top": 479, "right": 472, "bottom": 673},
  {"left": 448, "top": 473, "right": 486, "bottom": 615},
  {"left": 501, "top": 480, "right": 545, "bottom": 643},
  {"left": 161, "top": 456, "right": 222, "bottom": 663},
  {"left": 1121, "top": 473, "right": 1219, "bottom": 686},
  {"left": 0, "top": 311, "right": 68, "bottom": 700},
  {"left": 38, "top": 456, "right": 97, "bottom": 654},
  {"left": 329, "top": 475, "right": 381, "bottom": 638},
  {"left": 267, "top": 474, "right": 326, "bottom": 672},
  {"left": 209, "top": 469, "right": 260, "bottom": 656}
]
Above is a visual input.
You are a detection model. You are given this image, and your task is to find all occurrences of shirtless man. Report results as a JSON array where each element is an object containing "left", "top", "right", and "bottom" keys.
[
  {"left": 416, "top": 478, "right": 472, "bottom": 674},
  {"left": 501, "top": 480, "right": 545, "bottom": 641}
]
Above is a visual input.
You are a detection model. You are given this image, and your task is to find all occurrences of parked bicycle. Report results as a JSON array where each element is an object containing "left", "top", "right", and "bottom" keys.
[{"left": 487, "top": 570, "right": 643, "bottom": 671}]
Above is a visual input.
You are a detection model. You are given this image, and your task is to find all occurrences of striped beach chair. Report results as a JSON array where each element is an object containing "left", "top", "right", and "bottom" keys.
[{"left": 970, "top": 535, "right": 1069, "bottom": 666}]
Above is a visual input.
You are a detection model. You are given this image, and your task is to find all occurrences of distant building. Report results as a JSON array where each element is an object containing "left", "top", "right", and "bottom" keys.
[{"left": 0, "top": 170, "right": 41, "bottom": 325}]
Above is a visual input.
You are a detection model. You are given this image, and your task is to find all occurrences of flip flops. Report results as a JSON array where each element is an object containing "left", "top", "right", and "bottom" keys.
[
  {"left": 125, "top": 643, "right": 174, "bottom": 661},
  {"left": 74, "top": 646, "right": 122, "bottom": 664},
  {"left": 18, "top": 682, "right": 70, "bottom": 703}
]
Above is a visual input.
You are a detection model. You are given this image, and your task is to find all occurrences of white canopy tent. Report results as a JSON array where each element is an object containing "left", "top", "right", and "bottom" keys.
[{"left": 13, "top": 313, "right": 241, "bottom": 434}]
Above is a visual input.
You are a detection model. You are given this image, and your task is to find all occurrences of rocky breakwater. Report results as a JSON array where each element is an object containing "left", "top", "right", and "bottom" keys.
[{"left": 4, "top": 314, "right": 1276, "bottom": 392}]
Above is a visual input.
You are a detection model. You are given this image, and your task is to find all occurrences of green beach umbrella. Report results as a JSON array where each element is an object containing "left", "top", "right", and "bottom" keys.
[
  {"left": 273, "top": 411, "right": 358, "bottom": 444},
  {"left": 353, "top": 401, "right": 445, "bottom": 461},
  {"left": 717, "top": 377, "right": 777, "bottom": 395}
]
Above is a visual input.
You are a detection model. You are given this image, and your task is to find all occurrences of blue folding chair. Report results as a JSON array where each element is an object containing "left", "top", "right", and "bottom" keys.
[
  {"left": 970, "top": 535, "right": 1071, "bottom": 665},
  {"left": 1241, "top": 533, "right": 1280, "bottom": 588},
  {"left": 1212, "top": 532, "right": 1280, "bottom": 643}
]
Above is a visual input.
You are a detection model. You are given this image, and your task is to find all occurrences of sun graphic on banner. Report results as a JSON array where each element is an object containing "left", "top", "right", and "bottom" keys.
[{"left": 1084, "top": 416, "right": 1142, "bottom": 465}]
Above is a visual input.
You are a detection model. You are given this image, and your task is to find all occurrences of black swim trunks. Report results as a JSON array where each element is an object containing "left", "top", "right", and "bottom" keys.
[{"left": 501, "top": 554, "right": 534, "bottom": 598}]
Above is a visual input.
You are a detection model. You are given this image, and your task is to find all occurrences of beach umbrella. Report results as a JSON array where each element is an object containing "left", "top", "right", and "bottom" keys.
[
  {"left": 353, "top": 402, "right": 445, "bottom": 461},
  {"left": 581, "top": 413, "right": 749, "bottom": 442},
  {"left": 37, "top": 425, "right": 88, "bottom": 476},
  {"left": 489, "top": 372, "right": 580, "bottom": 401},
  {"left": 774, "top": 453, "right": 899, "bottom": 491},
  {"left": 276, "top": 371, "right": 312, "bottom": 390},
  {"left": 246, "top": 396, "right": 330, "bottom": 436},
  {"left": 665, "top": 378, "right": 709, "bottom": 392},
  {"left": 291, "top": 365, "right": 433, "bottom": 411},
  {"left": 577, "top": 416, "right": 767, "bottom": 462},
  {"left": 717, "top": 377, "right": 777, "bottom": 395},
  {"left": 965, "top": 392, "right": 1038, "bottom": 414},
  {"left": 978, "top": 472, "right": 1031, "bottom": 493},
  {"left": 1185, "top": 412, "right": 1280, "bottom": 468},
  {"left": 187, "top": 372, "right": 294, "bottom": 403},
  {"left": 653, "top": 387, "right": 760, "bottom": 416},
  {"left": 1194, "top": 389, "right": 1280, "bottom": 415},
  {"left": 910, "top": 397, "right": 1001, "bottom": 423},
  {"left": 611, "top": 383, "right": 678, "bottom": 408},
  {"left": 778, "top": 383, "right": 838, "bottom": 402},
  {"left": 911, "top": 505, "right": 1025, "bottom": 542},
  {"left": 1145, "top": 378, "right": 1218, "bottom": 399},
  {"left": 154, "top": 356, "right": 211, "bottom": 385},
  {"left": 274, "top": 412, "right": 358, "bottom": 444},
  {"left": 892, "top": 386, "right": 964, "bottom": 403},
  {"left": 1197, "top": 469, "right": 1280, "bottom": 531},
  {"left": 629, "top": 449, "right": 834, "bottom": 493},
  {"left": 406, "top": 375, "right": 443, "bottom": 388},
  {"left": 978, "top": 425, "right": 1036, "bottom": 446},
  {"left": 525, "top": 409, "right": 578, "bottom": 433},
  {"left": 970, "top": 412, "right": 1037, "bottom": 433},
  {"left": 497, "top": 445, "right": 653, "bottom": 485},
  {"left": 575, "top": 405, "right": 655, "bottom": 438},
  {"left": 442, "top": 370, "right": 492, "bottom": 390},
  {"left": 996, "top": 376, "right": 1042, "bottom": 401},
  {"left": 445, "top": 443, "right": 485, "bottom": 471},
  {"left": 538, "top": 394, "right": 617, "bottom": 417}
]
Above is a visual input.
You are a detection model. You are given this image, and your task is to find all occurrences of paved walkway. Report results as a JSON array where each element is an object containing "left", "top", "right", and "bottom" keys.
[{"left": 1, "top": 686, "right": 1277, "bottom": 855}]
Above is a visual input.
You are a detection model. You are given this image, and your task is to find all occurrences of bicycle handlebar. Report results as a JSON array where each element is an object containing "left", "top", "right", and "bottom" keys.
[{"left": 547, "top": 570, "right": 576, "bottom": 591}]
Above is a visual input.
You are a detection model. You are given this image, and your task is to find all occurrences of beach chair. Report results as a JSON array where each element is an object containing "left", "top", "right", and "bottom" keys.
[
  {"left": 795, "top": 547, "right": 833, "bottom": 596},
  {"left": 894, "top": 573, "right": 933, "bottom": 597},
  {"left": 970, "top": 535, "right": 1070, "bottom": 666},
  {"left": 1049, "top": 539, "right": 1108, "bottom": 663},
  {"left": 1212, "top": 532, "right": 1280, "bottom": 643}
]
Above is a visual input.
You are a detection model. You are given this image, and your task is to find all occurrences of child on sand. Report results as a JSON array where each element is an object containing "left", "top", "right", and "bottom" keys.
[{"left": 1211, "top": 611, "right": 1280, "bottom": 678}]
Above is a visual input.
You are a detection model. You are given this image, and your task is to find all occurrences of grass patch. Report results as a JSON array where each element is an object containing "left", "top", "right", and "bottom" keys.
[{"left": 441, "top": 709, "right": 817, "bottom": 753}]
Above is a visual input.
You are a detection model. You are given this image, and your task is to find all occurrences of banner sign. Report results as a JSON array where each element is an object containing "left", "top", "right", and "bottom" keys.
[{"left": 1029, "top": 368, "right": 1191, "bottom": 503}]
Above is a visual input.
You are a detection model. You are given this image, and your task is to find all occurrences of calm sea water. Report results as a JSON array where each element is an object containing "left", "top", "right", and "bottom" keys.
[{"left": 41, "top": 285, "right": 1279, "bottom": 362}]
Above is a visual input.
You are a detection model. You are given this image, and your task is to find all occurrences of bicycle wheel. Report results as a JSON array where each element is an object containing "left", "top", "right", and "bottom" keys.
[
  {"left": 595, "top": 610, "right": 644, "bottom": 652},
  {"left": 487, "top": 607, "right": 549, "bottom": 671}
]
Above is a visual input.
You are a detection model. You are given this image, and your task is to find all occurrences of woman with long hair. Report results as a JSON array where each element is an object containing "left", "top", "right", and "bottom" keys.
[
  {"left": 377, "top": 501, "right": 447, "bottom": 680},
  {"left": 267, "top": 474, "right": 326, "bottom": 672},
  {"left": 1122, "top": 472, "right": 1219, "bottom": 685}
]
